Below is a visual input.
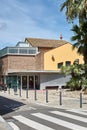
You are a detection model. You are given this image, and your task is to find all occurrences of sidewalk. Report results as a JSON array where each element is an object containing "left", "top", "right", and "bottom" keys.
[
  {"left": 0, "top": 116, "right": 13, "bottom": 130},
  {"left": 0, "top": 88, "right": 87, "bottom": 130},
  {"left": 0, "top": 88, "right": 87, "bottom": 110}
]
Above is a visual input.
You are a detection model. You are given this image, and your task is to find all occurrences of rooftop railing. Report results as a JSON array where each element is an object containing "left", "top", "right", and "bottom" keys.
[{"left": 0, "top": 47, "right": 38, "bottom": 57}]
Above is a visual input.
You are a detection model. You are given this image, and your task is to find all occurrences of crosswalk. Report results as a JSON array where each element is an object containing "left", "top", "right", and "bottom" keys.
[{"left": 8, "top": 109, "right": 87, "bottom": 130}]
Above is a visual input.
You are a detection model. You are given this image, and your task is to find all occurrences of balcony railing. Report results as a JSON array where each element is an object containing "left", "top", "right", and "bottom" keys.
[{"left": 0, "top": 47, "right": 38, "bottom": 57}]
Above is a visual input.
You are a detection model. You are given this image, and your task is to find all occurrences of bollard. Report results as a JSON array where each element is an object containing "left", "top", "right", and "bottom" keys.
[
  {"left": 19, "top": 87, "right": 22, "bottom": 97},
  {"left": 80, "top": 92, "right": 82, "bottom": 108},
  {"left": 46, "top": 89, "right": 48, "bottom": 103},
  {"left": 59, "top": 89, "right": 62, "bottom": 105},
  {"left": 4, "top": 87, "right": 6, "bottom": 93},
  {"left": 26, "top": 88, "right": 28, "bottom": 98},
  {"left": 14, "top": 86, "right": 17, "bottom": 95},
  {"left": 34, "top": 89, "right": 37, "bottom": 100},
  {"left": 8, "top": 86, "right": 10, "bottom": 94}
]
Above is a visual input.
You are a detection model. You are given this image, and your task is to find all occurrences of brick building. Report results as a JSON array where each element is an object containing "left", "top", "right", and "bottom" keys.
[{"left": 0, "top": 38, "right": 84, "bottom": 89}]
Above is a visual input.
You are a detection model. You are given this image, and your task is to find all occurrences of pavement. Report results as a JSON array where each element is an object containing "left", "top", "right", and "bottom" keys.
[
  {"left": 0, "top": 88, "right": 87, "bottom": 130},
  {"left": 0, "top": 115, "right": 13, "bottom": 130}
]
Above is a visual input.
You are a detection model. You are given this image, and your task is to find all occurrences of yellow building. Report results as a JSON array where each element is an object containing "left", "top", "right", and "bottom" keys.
[
  {"left": 44, "top": 42, "right": 84, "bottom": 70},
  {"left": 0, "top": 38, "right": 84, "bottom": 89}
]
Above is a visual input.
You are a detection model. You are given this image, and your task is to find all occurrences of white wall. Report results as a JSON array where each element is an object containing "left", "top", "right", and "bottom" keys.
[{"left": 40, "top": 73, "right": 71, "bottom": 89}]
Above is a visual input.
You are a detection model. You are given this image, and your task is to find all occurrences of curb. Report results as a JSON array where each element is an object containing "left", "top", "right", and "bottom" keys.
[{"left": 0, "top": 116, "right": 13, "bottom": 130}]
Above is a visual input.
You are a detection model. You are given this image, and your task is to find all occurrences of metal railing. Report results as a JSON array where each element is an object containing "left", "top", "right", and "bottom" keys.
[{"left": 0, "top": 47, "right": 38, "bottom": 57}]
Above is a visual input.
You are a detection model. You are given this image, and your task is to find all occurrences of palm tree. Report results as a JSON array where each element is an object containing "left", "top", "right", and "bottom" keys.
[
  {"left": 60, "top": 0, "right": 87, "bottom": 91},
  {"left": 71, "top": 21, "right": 87, "bottom": 64},
  {"left": 60, "top": 0, "right": 87, "bottom": 63},
  {"left": 60, "top": 0, "right": 87, "bottom": 23},
  {"left": 60, "top": 0, "right": 77, "bottom": 22}
]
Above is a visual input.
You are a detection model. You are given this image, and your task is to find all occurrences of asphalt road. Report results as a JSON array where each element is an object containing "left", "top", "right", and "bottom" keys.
[{"left": 0, "top": 96, "right": 87, "bottom": 130}]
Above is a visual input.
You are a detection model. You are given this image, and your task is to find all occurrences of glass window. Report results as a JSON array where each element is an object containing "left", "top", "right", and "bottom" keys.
[
  {"left": 57, "top": 62, "right": 63, "bottom": 68},
  {"left": 73, "top": 59, "right": 79, "bottom": 65},
  {"left": 66, "top": 61, "right": 71, "bottom": 66}
]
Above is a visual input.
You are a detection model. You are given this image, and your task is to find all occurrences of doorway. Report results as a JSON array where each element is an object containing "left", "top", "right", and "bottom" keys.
[
  {"left": 29, "top": 76, "right": 34, "bottom": 89},
  {"left": 22, "top": 76, "right": 27, "bottom": 89},
  {"left": 29, "top": 75, "right": 40, "bottom": 89},
  {"left": 22, "top": 75, "right": 40, "bottom": 89}
]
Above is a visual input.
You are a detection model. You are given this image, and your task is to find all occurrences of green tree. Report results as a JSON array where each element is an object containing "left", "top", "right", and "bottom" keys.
[
  {"left": 60, "top": 0, "right": 87, "bottom": 91},
  {"left": 61, "top": 64, "right": 87, "bottom": 90},
  {"left": 60, "top": 0, "right": 87, "bottom": 23},
  {"left": 60, "top": 0, "right": 87, "bottom": 60},
  {"left": 71, "top": 21, "right": 87, "bottom": 64}
]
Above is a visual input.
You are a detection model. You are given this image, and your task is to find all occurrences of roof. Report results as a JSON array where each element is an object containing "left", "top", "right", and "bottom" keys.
[
  {"left": 8, "top": 69, "right": 60, "bottom": 74},
  {"left": 25, "top": 38, "right": 68, "bottom": 48}
]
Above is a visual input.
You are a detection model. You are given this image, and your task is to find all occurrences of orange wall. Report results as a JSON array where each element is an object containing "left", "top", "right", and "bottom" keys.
[{"left": 44, "top": 43, "right": 84, "bottom": 70}]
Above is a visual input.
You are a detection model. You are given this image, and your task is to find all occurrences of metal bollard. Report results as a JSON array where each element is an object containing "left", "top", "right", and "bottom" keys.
[
  {"left": 4, "top": 87, "right": 6, "bottom": 93},
  {"left": 14, "top": 86, "right": 17, "bottom": 95},
  {"left": 19, "top": 87, "right": 22, "bottom": 97},
  {"left": 46, "top": 89, "right": 48, "bottom": 103},
  {"left": 34, "top": 89, "right": 37, "bottom": 100},
  {"left": 26, "top": 88, "right": 28, "bottom": 98},
  {"left": 8, "top": 87, "right": 10, "bottom": 94},
  {"left": 59, "top": 89, "right": 62, "bottom": 105},
  {"left": 80, "top": 92, "right": 82, "bottom": 108}
]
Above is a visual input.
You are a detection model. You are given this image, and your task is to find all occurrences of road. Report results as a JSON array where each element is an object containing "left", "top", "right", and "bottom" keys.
[{"left": 0, "top": 96, "right": 87, "bottom": 130}]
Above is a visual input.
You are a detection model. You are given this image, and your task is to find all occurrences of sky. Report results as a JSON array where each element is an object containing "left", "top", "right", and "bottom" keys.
[{"left": 0, "top": 0, "right": 75, "bottom": 49}]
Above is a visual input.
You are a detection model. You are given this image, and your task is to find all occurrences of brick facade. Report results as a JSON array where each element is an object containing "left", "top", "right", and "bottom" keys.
[
  {"left": 0, "top": 56, "right": 8, "bottom": 75},
  {"left": 0, "top": 47, "right": 55, "bottom": 75}
]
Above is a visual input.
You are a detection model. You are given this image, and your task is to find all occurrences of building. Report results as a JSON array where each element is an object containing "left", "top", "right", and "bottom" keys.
[{"left": 0, "top": 38, "right": 84, "bottom": 89}]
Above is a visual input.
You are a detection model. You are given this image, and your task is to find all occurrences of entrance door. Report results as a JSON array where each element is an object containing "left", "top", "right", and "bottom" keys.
[
  {"left": 35, "top": 75, "right": 40, "bottom": 89},
  {"left": 29, "top": 75, "right": 40, "bottom": 89},
  {"left": 22, "top": 76, "right": 27, "bottom": 89},
  {"left": 29, "top": 76, "right": 34, "bottom": 89}
]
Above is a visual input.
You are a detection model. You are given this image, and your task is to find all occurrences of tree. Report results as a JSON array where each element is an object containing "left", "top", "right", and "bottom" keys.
[
  {"left": 61, "top": 64, "right": 87, "bottom": 90},
  {"left": 60, "top": 0, "right": 87, "bottom": 91},
  {"left": 71, "top": 21, "right": 87, "bottom": 64},
  {"left": 60, "top": 0, "right": 87, "bottom": 64},
  {"left": 60, "top": 0, "right": 87, "bottom": 24}
]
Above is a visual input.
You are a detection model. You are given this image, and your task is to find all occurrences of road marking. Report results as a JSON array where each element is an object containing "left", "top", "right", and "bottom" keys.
[
  {"left": 15, "top": 106, "right": 36, "bottom": 112},
  {"left": 32, "top": 113, "right": 87, "bottom": 130},
  {"left": 13, "top": 115, "right": 54, "bottom": 130},
  {"left": 50, "top": 111, "right": 87, "bottom": 123},
  {"left": 66, "top": 109, "right": 87, "bottom": 116},
  {"left": 8, "top": 122, "right": 20, "bottom": 130}
]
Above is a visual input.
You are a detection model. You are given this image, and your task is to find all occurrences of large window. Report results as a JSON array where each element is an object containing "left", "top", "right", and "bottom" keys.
[
  {"left": 57, "top": 62, "right": 63, "bottom": 68},
  {"left": 66, "top": 61, "right": 71, "bottom": 66}
]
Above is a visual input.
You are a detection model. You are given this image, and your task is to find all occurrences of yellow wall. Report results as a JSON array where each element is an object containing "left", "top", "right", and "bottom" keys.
[{"left": 44, "top": 43, "right": 84, "bottom": 70}]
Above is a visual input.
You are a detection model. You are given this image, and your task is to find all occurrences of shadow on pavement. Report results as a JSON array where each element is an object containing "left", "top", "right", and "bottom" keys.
[{"left": 0, "top": 96, "right": 25, "bottom": 115}]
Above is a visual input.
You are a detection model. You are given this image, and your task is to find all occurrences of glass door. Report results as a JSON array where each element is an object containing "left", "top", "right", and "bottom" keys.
[
  {"left": 29, "top": 76, "right": 34, "bottom": 89},
  {"left": 22, "top": 76, "right": 27, "bottom": 89}
]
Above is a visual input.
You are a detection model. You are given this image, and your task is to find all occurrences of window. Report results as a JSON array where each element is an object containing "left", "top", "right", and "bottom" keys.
[
  {"left": 73, "top": 59, "right": 79, "bottom": 65},
  {"left": 66, "top": 61, "right": 71, "bottom": 66},
  {"left": 57, "top": 62, "right": 63, "bottom": 68}
]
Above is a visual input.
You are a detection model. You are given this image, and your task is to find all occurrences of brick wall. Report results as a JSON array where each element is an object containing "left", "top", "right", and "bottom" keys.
[
  {"left": 0, "top": 47, "right": 52, "bottom": 75},
  {"left": 8, "top": 55, "right": 36, "bottom": 71},
  {"left": 0, "top": 56, "right": 8, "bottom": 75}
]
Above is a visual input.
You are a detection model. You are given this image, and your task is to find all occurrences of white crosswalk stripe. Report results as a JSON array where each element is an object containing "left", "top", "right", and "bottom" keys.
[
  {"left": 50, "top": 111, "right": 87, "bottom": 123},
  {"left": 11, "top": 109, "right": 87, "bottom": 130},
  {"left": 13, "top": 115, "right": 54, "bottom": 130},
  {"left": 8, "top": 122, "right": 20, "bottom": 130},
  {"left": 32, "top": 113, "right": 87, "bottom": 130},
  {"left": 66, "top": 109, "right": 87, "bottom": 116}
]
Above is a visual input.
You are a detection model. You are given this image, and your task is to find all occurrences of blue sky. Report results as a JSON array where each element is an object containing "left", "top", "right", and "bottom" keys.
[{"left": 0, "top": 0, "right": 74, "bottom": 49}]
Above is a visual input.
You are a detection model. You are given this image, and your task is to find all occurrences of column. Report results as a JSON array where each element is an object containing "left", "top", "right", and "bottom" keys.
[{"left": 27, "top": 75, "right": 29, "bottom": 90}]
